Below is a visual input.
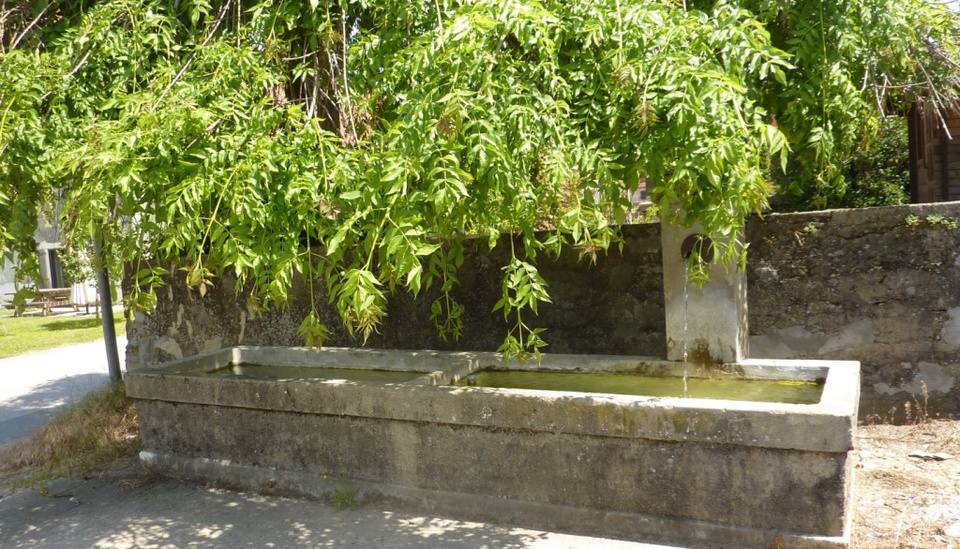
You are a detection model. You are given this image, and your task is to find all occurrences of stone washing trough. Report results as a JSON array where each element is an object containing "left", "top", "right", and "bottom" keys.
[{"left": 125, "top": 345, "right": 859, "bottom": 548}]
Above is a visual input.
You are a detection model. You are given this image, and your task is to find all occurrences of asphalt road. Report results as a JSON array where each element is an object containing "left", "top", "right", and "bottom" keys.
[{"left": 0, "top": 335, "right": 126, "bottom": 450}]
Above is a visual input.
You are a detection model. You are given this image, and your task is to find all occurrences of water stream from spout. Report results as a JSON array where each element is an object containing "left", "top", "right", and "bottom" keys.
[{"left": 682, "top": 261, "right": 689, "bottom": 398}]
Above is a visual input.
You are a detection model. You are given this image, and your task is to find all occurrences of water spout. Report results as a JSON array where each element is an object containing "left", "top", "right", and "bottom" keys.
[{"left": 661, "top": 215, "right": 748, "bottom": 364}]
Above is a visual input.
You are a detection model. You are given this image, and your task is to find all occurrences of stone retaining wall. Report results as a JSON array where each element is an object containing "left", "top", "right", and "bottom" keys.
[
  {"left": 125, "top": 202, "right": 960, "bottom": 420},
  {"left": 746, "top": 203, "right": 960, "bottom": 420}
]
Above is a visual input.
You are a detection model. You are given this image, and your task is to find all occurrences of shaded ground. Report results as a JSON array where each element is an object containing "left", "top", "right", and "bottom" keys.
[
  {"left": 0, "top": 459, "right": 668, "bottom": 549},
  {"left": 0, "top": 336, "right": 126, "bottom": 449},
  {"left": 853, "top": 419, "right": 960, "bottom": 548}
]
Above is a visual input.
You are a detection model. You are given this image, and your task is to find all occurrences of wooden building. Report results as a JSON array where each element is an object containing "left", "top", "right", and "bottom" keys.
[{"left": 908, "top": 103, "right": 960, "bottom": 202}]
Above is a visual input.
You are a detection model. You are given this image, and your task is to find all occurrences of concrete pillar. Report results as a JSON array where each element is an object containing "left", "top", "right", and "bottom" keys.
[{"left": 660, "top": 217, "right": 748, "bottom": 364}]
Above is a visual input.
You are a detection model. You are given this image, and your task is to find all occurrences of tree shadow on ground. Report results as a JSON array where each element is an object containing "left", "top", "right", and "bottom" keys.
[
  {"left": 0, "top": 463, "right": 669, "bottom": 549},
  {"left": 0, "top": 373, "right": 109, "bottom": 423}
]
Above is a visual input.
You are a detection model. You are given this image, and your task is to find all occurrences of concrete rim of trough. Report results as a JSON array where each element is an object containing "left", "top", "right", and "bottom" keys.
[{"left": 126, "top": 347, "right": 860, "bottom": 454}]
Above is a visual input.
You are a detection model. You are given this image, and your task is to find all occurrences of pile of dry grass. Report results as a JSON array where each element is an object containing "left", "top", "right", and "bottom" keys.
[{"left": 0, "top": 382, "right": 140, "bottom": 484}]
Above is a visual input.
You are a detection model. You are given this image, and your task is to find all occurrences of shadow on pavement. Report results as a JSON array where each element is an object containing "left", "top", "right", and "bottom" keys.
[
  {"left": 0, "top": 373, "right": 110, "bottom": 418},
  {"left": 0, "top": 373, "right": 110, "bottom": 448},
  {"left": 0, "top": 460, "right": 623, "bottom": 549}
]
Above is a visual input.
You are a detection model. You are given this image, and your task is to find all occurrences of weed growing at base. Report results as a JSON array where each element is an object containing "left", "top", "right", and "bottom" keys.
[{"left": 324, "top": 474, "right": 360, "bottom": 510}]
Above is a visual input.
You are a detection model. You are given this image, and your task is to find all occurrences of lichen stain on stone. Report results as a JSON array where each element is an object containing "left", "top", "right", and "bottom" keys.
[
  {"left": 819, "top": 319, "right": 874, "bottom": 354},
  {"left": 940, "top": 307, "right": 960, "bottom": 347},
  {"left": 669, "top": 411, "right": 718, "bottom": 438},
  {"left": 671, "top": 413, "right": 688, "bottom": 434},
  {"left": 687, "top": 344, "right": 720, "bottom": 366},
  {"left": 873, "top": 361, "right": 956, "bottom": 395},
  {"left": 156, "top": 336, "right": 184, "bottom": 360},
  {"left": 239, "top": 311, "right": 247, "bottom": 344},
  {"left": 591, "top": 401, "right": 628, "bottom": 435},
  {"left": 751, "top": 319, "right": 874, "bottom": 359},
  {"left": 203, "top": 337, "right": 223, "bottom": 353}
]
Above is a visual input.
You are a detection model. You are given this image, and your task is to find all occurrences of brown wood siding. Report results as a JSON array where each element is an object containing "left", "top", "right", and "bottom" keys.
[{"left": 909, "top": 104, "right": 960, "bottom": 203}]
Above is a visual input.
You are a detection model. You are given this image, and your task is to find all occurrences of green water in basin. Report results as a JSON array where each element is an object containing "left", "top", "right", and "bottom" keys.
[
  {"left": 454, "top": 370, "right": 824, "bottom": 404},
  {"left": 211, "top": 363, "right": 424, "bottom": 383}
]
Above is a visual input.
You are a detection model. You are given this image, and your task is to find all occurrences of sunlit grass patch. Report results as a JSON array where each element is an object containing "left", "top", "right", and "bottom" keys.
[{"left": 0, "top": 312, "right": 125, "bottom": 359}]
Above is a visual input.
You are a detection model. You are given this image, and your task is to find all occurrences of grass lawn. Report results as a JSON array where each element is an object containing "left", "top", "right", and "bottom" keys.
[{"left": 0, "top": 310, "right": 126, "bottom": 359}]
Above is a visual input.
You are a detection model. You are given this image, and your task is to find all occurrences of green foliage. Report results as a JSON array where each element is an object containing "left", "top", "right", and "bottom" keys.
[
  {"left": 59, "top": 245, "right": 95, "bottom": 285},
  {"left": 1, "top": 0, "right": 959, "bottom": 357},
  {"left": 905, "top": 213, "right": 959, "bottom": 230},
  {"left": 926, "top": 214, "right": 959, "bottom": 229},
  {"left": 494, "top": 243, "right": 552, "bottom": 363},
  {"left": 324, "top": 474, "right": 360, "bottom": 510},
  {"left": 734, "top": 0, "right": 960, "bottom": 209},
  {"left": 838, "top": 118, "right": 911, "bottom": 208},
  {"left": 775, "top": 116, "right": 910, "bottom": 210}
]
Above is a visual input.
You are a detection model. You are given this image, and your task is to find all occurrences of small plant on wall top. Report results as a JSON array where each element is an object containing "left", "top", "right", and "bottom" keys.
[
  {"left": 905, "top": 214, "right": 959, "bottom": 230},
  {"left": 792, "top": 223, "right": 820, "bottom": 246},
  {"left": 925, "top": 215, "right": 959, "bottom": 229}
]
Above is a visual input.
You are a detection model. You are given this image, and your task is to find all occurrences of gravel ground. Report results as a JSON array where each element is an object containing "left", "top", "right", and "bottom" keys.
[{"left": 852, "top": 419, "right": 960, "bottom": 548}]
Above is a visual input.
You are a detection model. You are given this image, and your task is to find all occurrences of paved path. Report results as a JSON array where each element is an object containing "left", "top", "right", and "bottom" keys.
[
  {"left": 0, "top": 459, "right": 678, "bottom": 549},
  {"left": 0, "top": 335, "right": 126, "bottom": 449}
]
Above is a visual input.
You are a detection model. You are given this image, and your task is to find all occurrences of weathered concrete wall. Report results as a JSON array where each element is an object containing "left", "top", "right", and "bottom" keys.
[
  {"left": 746, "top": 202, "right": 960, "bottom": 421},
  {"left": 126, "top": 202, "right": 960, "bottom": 420},
  {"left": 125, "top": 223, "right": 666, "bottom": 365}
]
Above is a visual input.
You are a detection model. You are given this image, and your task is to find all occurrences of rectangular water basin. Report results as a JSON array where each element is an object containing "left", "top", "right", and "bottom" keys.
[
  {"left": 454, "top": 370, "right": 824, "bottom": 403},
  {"left": 213, "top": 364, "right": 426, "bottom": 383},
  {"left": 126, "top": 346, "right": 859, "bottom": 549}
]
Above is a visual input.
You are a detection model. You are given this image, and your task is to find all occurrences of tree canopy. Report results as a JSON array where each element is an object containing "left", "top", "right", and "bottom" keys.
[{"left": 2, "top": 0, "right": 959, "bottom": 358}]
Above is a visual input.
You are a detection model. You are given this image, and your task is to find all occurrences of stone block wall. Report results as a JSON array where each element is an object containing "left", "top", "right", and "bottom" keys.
[
  {"left": 125, "top": 223, "right": 666, "bottom": 365},
  {"left": 126, "top": 202, "right": 960, "bottom": 420},
  {"left": 746, "top": 203, "right": 960, "bottom": 420}
]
